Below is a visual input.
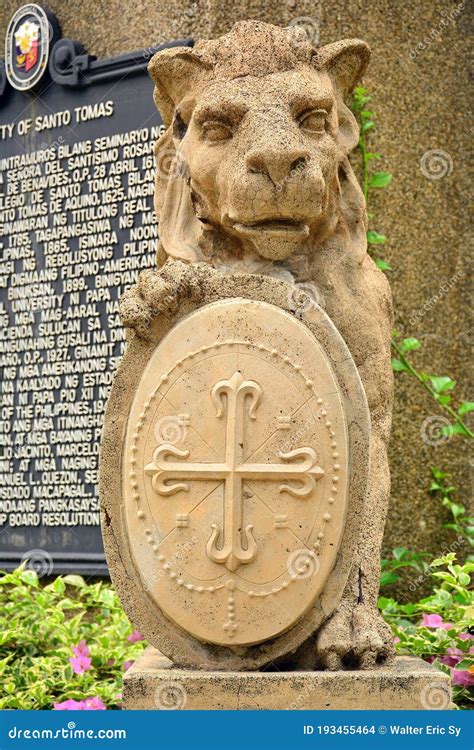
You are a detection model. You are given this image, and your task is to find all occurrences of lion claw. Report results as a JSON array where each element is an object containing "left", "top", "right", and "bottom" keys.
[{"left": 315, "top": 604, "right": 395, "bottom": 670}]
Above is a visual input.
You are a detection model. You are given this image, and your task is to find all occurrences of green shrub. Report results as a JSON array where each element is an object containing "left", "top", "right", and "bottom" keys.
[
  {"left": 0, "top": 567, "right": 146, "bottom": 710},
  {"left": 379, "top": 554, "right": 474, "bottom": 709}
]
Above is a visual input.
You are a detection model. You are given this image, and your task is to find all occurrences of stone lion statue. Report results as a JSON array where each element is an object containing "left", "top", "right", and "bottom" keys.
[{"left": 121, "top": 20, "right": 394, "bottom": 670}]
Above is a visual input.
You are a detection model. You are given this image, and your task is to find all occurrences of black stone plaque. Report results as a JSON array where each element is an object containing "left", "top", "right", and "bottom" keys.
[{"left": 0, "top": 21, "right": 193, "bottom": 574}]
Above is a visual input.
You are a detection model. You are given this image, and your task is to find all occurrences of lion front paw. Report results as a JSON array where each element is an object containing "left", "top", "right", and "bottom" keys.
[
  {"left": 315, "top": 604, "right": 394, "bottom": 670},
  {"left": 119, "top": 260, "right": 202, "bottom": 338}
]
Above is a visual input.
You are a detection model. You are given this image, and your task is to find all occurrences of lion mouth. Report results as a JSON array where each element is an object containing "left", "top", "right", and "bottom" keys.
[{"left": 233, "top": 219, "right": 309, "bottom": 237}]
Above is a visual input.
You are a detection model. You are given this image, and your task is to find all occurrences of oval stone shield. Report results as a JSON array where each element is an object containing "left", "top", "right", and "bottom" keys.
[
  {"left": 125, "top": 299, "right": 348, "bottom": 646},
  {"left": 101, "top": 280, "right": 370, "bottom": 669}
]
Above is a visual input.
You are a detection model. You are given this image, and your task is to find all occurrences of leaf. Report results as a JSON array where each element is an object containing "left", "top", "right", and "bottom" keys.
[
  {"left": 20, "top": 570, "right": 39, "bottom": 587},
  {"left": 456, "top": 657, "right": 474, "bottom": 671},
  {"left": 368, "top": 171, "right": 392, "bottom": 189},
  {"left": 429, "top": 376, "right": 456, "bottom": 393},
  {"left": 361, "top": 120, "right": 375, "bottom": 133},
  {"left": 375, "top": 258, "right": 393, "bottom": 271},
  {"left": 380, "top": 571, "right": 399, "bottom": 587},
  {"left": 50, "top": 577, "right": 65, "bottom": 595},
  {"left": 436, "top": 394, "right": 452, "bottom": 406},
  {"left": 366, "top": 152, "right": 381, "bottom": 161},
  {"left": 62, "top": 575, "right": 86, "bottom": 589},
  {"left": 367, "top": 230, "right": 387, "bottom": 245},
  {"left": 392, "top": 358, "right": 408, "bottom": 372},
  {"left": 447, "top": 503, "right": 466, "bottom": 520},
  {"left": 400, "top": 337, "right": 421, "bottom": 353},
  {"left": 431, "top": 467, "right": 449, "bottom": 481},
  {"left": 458, "top": 402, "right": 474, "bottom": 416},
  {"left": 451, "top": 422, "right": 470, "bottom": 436},
  {"left": 393, "top": 547, "right": 410, "bottom": 561},
  {"left": 431, "top": 553, "right": 456, "bottom": 566}
]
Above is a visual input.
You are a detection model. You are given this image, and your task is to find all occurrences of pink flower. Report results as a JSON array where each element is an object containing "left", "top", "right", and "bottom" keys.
[
  {"left": 393, "top": 636, "right": 400, "bottom": 644},
  {"left": 69, "top": 655, "right": 92, "bottom": 674},
  {"left": 127, "top": 630, "right": 144, "bottom": 643},
  {"left": 439, "top": 647, "right": 463, "bottom": 667},
  {"left": 72, "top": 640, "right": 90, "bottom": 658},
  {"left": 54, "top": 696, "right": 106, "bottom": 710},
  {"left": 123, "top": 660, "right": 134, "bottom": 672},
  {"left": 451, "top": 669, "right": 474, "bottom": 687},
  {"left": 420, "top": 613, "right": 453, "bottom": 630},
  {"left": 459, "top": 632, "right": 474, "bottom": 641},
  {"left": 54, "top": 699, "right": 83, "bottom": 710},
  {"left": 83, "top": 696, "right": 106, "bottom": 710}
]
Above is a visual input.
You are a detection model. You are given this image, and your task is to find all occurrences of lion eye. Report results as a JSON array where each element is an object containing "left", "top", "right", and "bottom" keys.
[
  {"left": 298, "top": 109, "right": 327, "bottom": 134},
  {"left": 201, "top": 120, "right": 233, "bottom": 142}
]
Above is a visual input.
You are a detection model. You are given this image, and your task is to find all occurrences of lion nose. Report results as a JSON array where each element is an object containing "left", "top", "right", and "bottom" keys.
[{"left": 246, "top": 149, "right": 310, "bottom": 185}]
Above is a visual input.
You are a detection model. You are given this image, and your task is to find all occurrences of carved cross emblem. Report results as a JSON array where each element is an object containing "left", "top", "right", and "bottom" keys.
[{"left": 145, "top": 371, "right": 324, "bottom": 571}]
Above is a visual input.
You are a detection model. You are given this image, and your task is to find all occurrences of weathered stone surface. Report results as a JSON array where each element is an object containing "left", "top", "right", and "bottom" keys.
[
  {"left": 2, "top": 0, "right": 466, "bottom": 591},
  {"left": 125, "top": 299, "right": 350, "bottom": 647},
  {"left": 101, "top": 267, "right": 371, "bottom": 669},
  {"left": 122, "top": 647, "right": 453, "bottom": 710},
  {"left": 111, "top": 21, "right": 394, "bottom": 669}
]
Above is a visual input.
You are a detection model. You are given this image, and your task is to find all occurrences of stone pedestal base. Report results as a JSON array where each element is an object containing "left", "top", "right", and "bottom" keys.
[{"left": 122, "top": 647, "right": 452, "bottom": 710}]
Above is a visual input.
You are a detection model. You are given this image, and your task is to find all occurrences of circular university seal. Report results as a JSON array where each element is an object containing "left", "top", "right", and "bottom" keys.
[
  {"left": 101, "top": 278, "right": 370, "bottom": 669},
  {"left": 5, "top": 4, "right": 58, "bottom": 91}
]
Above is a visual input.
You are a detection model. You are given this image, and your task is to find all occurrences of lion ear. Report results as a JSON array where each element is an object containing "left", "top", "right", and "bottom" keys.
[
  {"left": 148, "top": 47, "right": 208, "bottom": 127},
  {"left": 315, "top": 39, "right": 370, "bottom": 96}
]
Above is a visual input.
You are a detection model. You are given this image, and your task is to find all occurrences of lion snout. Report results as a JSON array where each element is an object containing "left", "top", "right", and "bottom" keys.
[{"left": 245, "top": 147, "right": 310, "bottom": 186}]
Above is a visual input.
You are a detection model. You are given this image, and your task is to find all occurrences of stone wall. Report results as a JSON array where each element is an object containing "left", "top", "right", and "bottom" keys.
[{"left": 1, "top": 0, "right": 471, "bottom": 581}]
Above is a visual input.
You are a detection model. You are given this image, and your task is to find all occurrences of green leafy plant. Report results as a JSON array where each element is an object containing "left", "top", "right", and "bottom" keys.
[
  {"left": 0, "top": 567, "right": 146, "bottom": 710},
  {"left": 430, "top": 468, "right": 474, "bottom": 555},
  {"left": 379, "top": 554, "right": 474, "bottom": 709},
  {"left": 352, "top": 86, "right": 393, "bottom": 271},
  {"left": 381, "top": 468, "right": 472, "bottom": 590},
  {"left": 380, "top": 547, "right": 430, "bottom": 588},
  {"left": 391, "top": 334, "right": 474, "bottom": 439}
]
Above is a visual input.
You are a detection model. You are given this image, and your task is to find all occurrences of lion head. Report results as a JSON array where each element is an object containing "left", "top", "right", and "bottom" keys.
[{"left": 149, "top": 21, "right": 370, "bottom": 276}]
